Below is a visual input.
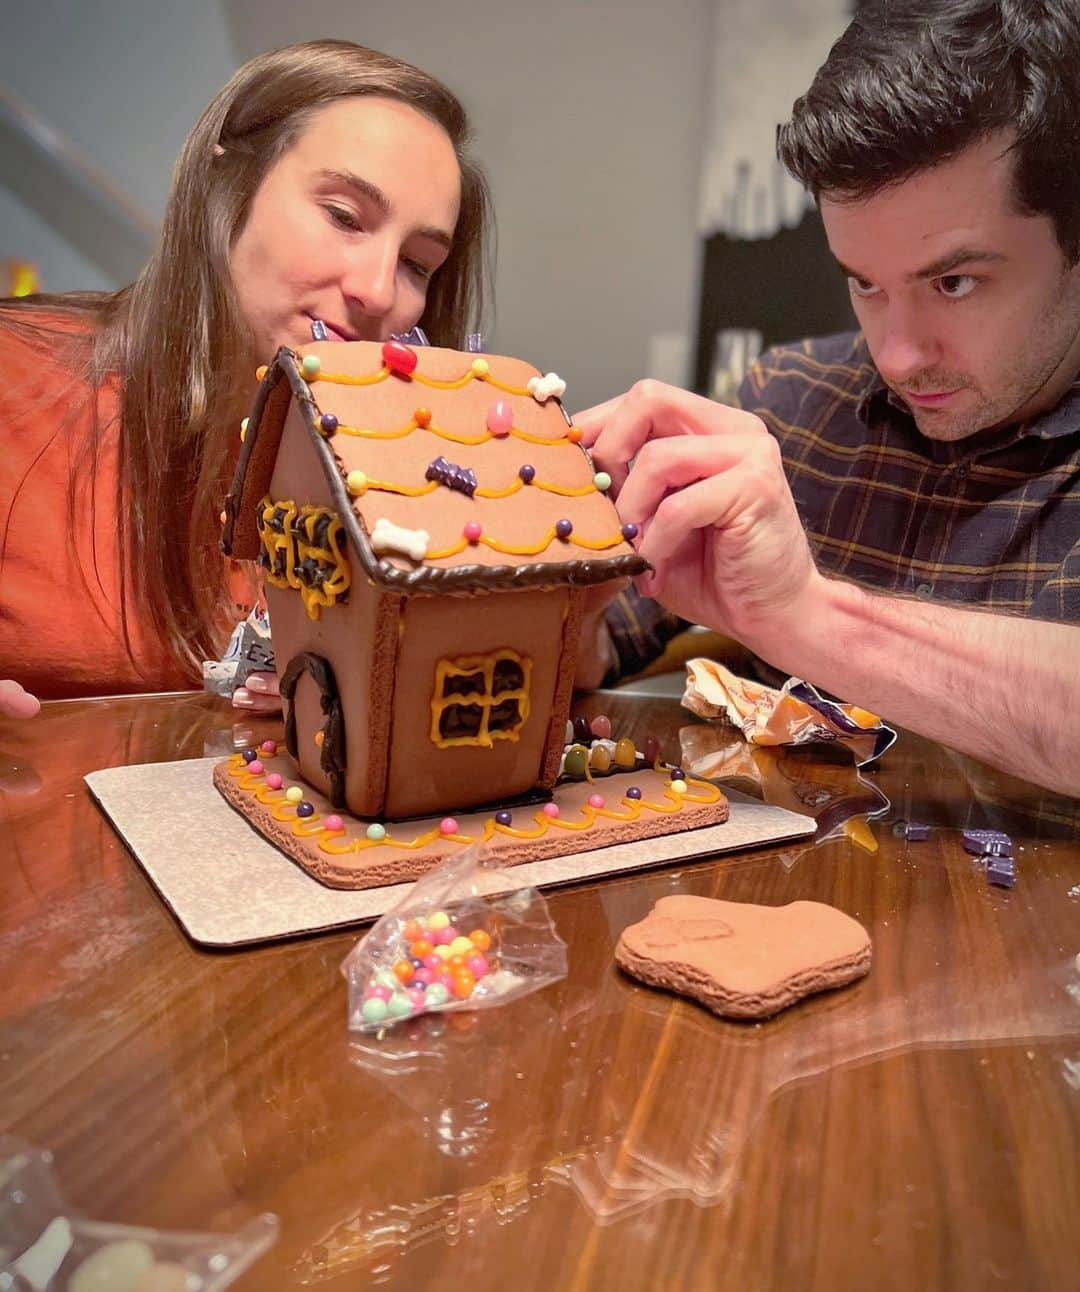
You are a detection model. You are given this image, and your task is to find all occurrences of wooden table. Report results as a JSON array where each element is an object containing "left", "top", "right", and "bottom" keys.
[{"left": 2, "top": 691, "right": 1078, "bottom": 1290}]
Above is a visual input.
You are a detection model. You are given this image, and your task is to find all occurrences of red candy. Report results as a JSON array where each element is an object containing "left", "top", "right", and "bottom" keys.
[
  {"left": 590, "top": 715, "right": 612, "bottom": 740},
  {"left": 382, "top": 339, "right": 418, "bottom": 377}
]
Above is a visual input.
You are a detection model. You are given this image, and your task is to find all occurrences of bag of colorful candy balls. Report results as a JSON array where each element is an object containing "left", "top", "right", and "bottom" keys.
[{"left": 342, "top": 845, "right": 568, "bottom": 1033}]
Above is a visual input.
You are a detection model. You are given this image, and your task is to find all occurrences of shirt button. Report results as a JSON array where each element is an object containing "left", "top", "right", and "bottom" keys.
[
  {"left": 915, "top": 582, "right": 933, "bottom": 597},
  {"left": 955, "top": 463, "right": 969, "bottom": 479}
]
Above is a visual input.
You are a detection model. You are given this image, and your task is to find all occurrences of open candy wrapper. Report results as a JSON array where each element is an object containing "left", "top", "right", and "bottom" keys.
[
  {"left": 682, "top": 659, "right": 897, "bottom": 768},
  {"left": 342, "top": 845, "right": 568, "bottom": 1034},
  {"left": 201, "top": 606, "right": 274, "bottom": 698},
  {"left": 0, "top": 1136, "right": 277, "bottom": 1291}
]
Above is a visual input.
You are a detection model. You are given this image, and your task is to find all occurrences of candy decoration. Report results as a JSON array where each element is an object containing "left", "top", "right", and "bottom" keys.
[
  {"left": 414, "top": 407, "right": 432, "bottom": 428},
  {"left": 301, "top": 354, "right": 322, "bottom": 379},
  {"left": 671, "top": 767, "right": 685, "bottom": 781},
  {"left": 626, "top": 786, "right": 643, "bottom": 800},
  {"left": 296, "top": 801, "right": 315, "bottom": 818},
  {"left": 256, "top": 365, "right": 268, "bottom": 380},
  {"left": 555, "top": 519, "right": 573, "bottom": 540},
  {"left": 319, "top": 414, "right": 338, "bottom": 437},
  {"left": 242, "top": 748, "right": 258, "bottom": 763},
  {"left": 266, "top": 772, "right": 283, "bottom": 790},
  {"left": 371, "top": 516, "right": 429, "bottom": 562},
  {"left": 471, "top": 357, "right": 490, "bottom": 377},
  {"left": 429, "top": 911, "right": 451, "bottom": 930},
  {"left": 247, "top": 760, "right": 265, "bottom": 775},
  {"left": 518, "top": 464, "right": 536, "bottom": 484},
  {"left": 621, "top": 522, "right": 639, "bottom": 541},
  {"left": 615, "top": 738, "right": 637, "bottom": 768},
  {"left": 590, "top": 715, "right": 612, "bottom": 739},
  {"left": 463, "top": 521, "right": 483, "bottom": 543},
  {"left": 426, "top": 454, "right": 478, "bottom": 497},
  {"left": 426, "top": 982, "right": 450, "bottom": 1006},
  {"left": 590, "top": 744, "right": 611, "bottom": 772},
  {"left": 382, "top": 339, "right": 418, "bottom": 376},
  {"left": 671, "top": 779, "right": 688, "bottom": 795},
  {"left": 466, "top": 954, "right": 490, "bottom": 977},
  {"left": 403, "top": 919, "right": 425, "bottom": 942},
  {"left": 414, "top": 967, "right": 436, "bottom": 986},
  {"left": 567, "top": 427, "right": 584, "bottom": 444},
  {"left": 393, "top": 960, "right": 414, "bottom": 983},
  {"left": 260, "top": 739, "right": 277, "bottom": 754},
  {"left": 543, "top": 802, "right": 560, "bottom": 818},
  {"left": 588, "top": 793, "right": 605, "bottom": 809},
  {"left": 495, "top": 810, "right": 513, "bottom": 826},
  {"left": 486, "top": 399, "right": 513, "bottom": 437},
  {"left": 388, "top": 994, "right": 413, "bottom": 1018},
  {"left": 286, "top": 786, "right": 304, "bottom": 803},
  {"left": 407, "top": 988, "right": 427, "bottom": 1008},
  {"left": 366, "top": 823, "right": 387, "bottom": 841},
  {"left": 527, "top": 372, "right": 566, "bottom": 402},
  {"left": 644, "top": 736, "right": 661, "bottom": 766},
  {"left": 572, "top": 715, "right": 593, "bottom": 744},
  {"left": 439, "top": 817, "right": 460, "bottom": 836},
  {"left": 450, "top": 936, "right": 474, "bottom": 955},
  {"left": 325, "top": 815, "right": 344, "bottom": 831},
  {"left": 361, "top": 998, "right": 389, "bottom": 1023},
  {"left": 411, "top": 938, "right": 434, "bottom": 958},
  {"left": 469, "top": 929, "right": 492, "bottom": 951},
  {"left": 593, "top": 471, "right": 612, "bottom": 491},
  {"left": 563, "top": 746, "right": 589, "bottom": 778},
  {"left": 347, "top": 469, "right": 368, "bottom": 496}
]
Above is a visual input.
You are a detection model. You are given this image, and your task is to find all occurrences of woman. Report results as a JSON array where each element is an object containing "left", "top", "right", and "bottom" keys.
[{"left": 0, "top": 40, "right": 490, "bottom": 717}]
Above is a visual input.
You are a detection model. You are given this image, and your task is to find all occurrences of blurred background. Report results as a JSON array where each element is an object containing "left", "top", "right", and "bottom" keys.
[{"left": 1, "top": 0, "right": 859, "bottom": 411}]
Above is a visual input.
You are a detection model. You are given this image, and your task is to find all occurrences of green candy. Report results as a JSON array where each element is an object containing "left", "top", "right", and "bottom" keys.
[
  {"left": 425, "top": 983, "right": 450, "bottom": 1007},
  {"left": 388, "top": 994, "right": 413, "bottom": 1018},
  {"left": 564, "top": 745, "right": 589, "bottom": 778},
  {"left": 301, "top": 353, "right": 322, "bottom": 379},
  {"left": 361, "top": 997, "right": 389, "bottom": 1023}
]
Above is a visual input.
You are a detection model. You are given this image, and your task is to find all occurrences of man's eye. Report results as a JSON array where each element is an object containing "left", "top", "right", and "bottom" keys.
[
  {"left": 848, "top": 277, "right": 881, "bottom": 298},
  {"left": 325, "top": 205, "right": 361, "bottom": 232},
  {"left": 937, "top": 274, "right": 976, "bottom": 299}
]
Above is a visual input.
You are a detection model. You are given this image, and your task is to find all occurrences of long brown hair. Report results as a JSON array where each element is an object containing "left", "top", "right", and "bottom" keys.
[{"left": 2, "top": 40, "right": 491, "bottom": 679}]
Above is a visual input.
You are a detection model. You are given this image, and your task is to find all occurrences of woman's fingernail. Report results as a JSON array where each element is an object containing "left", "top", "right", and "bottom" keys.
[
  {"left": 244, "top": 674, "right": 269, "bottom": 692},
  {"left": 232, "top": 689, "right": 254, "bottom": 707}
]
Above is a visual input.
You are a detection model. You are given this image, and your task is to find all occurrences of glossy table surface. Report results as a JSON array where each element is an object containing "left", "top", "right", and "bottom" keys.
[{"left": 2, "top": 690, "right": 1078, "bottom": 1291}]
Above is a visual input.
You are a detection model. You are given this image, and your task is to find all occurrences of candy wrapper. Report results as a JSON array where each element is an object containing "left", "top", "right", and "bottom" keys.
[
  {"left": 0, "top": 1136, "right": 277, "bottom": 1290},
  {"left": 201, "top": 606, "right": 274, "bottom": 698},
  {"left": 682, "top": 659, "right": 897, "bottom": 767},
  {"left": 342, "top": 845, "right": 568, "bottom": 1033}
]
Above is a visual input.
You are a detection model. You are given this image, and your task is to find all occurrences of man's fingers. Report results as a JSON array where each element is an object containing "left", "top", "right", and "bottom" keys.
[
  {"left": 637, "top": 473, "right": 745, "bottom": 591},
  {"left": 0, "top": 680, "right": 41, "bottom": 720},
  {"left": 614, "top": 435, "right": 751, "bottom": 536}
]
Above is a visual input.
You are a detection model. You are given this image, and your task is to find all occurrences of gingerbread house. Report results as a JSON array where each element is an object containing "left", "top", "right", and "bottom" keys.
[{"left": 221, "top": 340, "right": 647, "bottom": 821}]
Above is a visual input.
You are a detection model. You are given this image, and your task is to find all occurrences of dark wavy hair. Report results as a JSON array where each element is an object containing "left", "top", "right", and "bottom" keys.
[{"left": 777, "top": 0, "right": 1080, "bottom": 262}]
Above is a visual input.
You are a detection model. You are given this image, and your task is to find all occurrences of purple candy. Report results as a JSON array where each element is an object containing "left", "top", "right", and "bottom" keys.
[
  {"left": 984, "top": 838, "right": 1014, "bottom": 859},
  {"left": 905, "top": 822, "right": 932, "bottom": 841},
  {"left": 962, "top": 828, "right": 1012, "bottom": 856},
  {"left": 986, "top": 856, "right": 1017, "bottom": 889}
]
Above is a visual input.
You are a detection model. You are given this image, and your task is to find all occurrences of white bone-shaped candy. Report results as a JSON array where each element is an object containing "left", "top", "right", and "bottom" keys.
[
  {"left": 527, "top": 372, "right": 567, "bottom": 403},
  {"left": 371, "top": 517, "right": 429, "bottom": 562}
]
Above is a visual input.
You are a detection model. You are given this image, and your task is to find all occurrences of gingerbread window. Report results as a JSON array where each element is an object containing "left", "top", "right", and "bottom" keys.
[
  {"left": 258, "top": 496, "right": 351, "bottom": 620},
  {"left": 431, "top": 650, "right": 533, "bottom": 748}
]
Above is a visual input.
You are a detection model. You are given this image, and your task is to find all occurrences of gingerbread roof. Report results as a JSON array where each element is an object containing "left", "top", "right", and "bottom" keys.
[{"left": 221, "top": 341, "right": 649, "bottom": 595}]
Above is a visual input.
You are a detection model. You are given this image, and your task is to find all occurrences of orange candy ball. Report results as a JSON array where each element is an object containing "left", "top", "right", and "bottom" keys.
[
  {"left": 468, "top": 929, "right": 492, "bottom": 952},
  {"left": 451, "top": 970, "right": 476, "bottom": 998},
  {"left": 414, "top": 407, "right": 432, "bottom": 428},
  {"left": 410, "top": 938, "right": 434, "bottom": 959},
  {"left": 447, "top": 954, "right": 468, "bottom": 971},
  {"left": 392, "top": 960, "right": 414, "bottom": 984}
]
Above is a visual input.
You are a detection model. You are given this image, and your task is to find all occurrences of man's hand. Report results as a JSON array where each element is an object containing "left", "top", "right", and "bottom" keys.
[
  {"left": 577, "top": 380, "right": 820, "bottom": 659},
  {"left": 0, "top": 680, "right": 41, "bottom": 720}
]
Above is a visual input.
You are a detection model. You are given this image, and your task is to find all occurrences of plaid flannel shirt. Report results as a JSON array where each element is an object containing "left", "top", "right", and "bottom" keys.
[{"left": 604, "top": 331, "right": 1080, "bottom": 681}]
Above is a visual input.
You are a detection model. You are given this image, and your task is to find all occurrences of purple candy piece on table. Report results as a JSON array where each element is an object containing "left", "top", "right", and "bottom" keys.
[
  {"left": 986, "top": 856, "right": 1017, "bottom": 888},
  {"left": 905, "top": 822, "right": 932, "bottom": 841},
  {"left": 962, "top": 828, "right": 1013, "bottom": 856},
  {"left": 391, "top": 325, "right": 430, "bottom": 347},
  {"left": 983, "top": 838, "right": 1014, "bottom": 859}
]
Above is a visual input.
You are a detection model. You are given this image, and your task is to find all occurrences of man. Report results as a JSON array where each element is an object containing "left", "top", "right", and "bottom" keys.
[{"left": 578, "top": 0, "right": 1080, "bottom": 796}]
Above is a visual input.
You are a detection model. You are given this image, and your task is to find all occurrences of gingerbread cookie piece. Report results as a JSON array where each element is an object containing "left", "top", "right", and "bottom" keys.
[{"left": 615, "top": 894, "right": 871, "bottom": 1019}]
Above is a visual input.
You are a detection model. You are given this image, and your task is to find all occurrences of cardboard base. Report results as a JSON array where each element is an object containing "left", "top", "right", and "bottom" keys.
[{"left": 87, "top": 758, "right": 816, "bottom": 948}]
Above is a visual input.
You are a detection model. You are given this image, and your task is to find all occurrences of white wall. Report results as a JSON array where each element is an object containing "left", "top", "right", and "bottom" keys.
[{"left": 226, "top": 0, "right": 713, "bottom": 409}]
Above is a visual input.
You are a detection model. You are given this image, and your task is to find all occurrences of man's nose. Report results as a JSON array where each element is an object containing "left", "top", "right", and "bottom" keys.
[
  {"left": 873, "top": 305, "right": 941, "bottom": 386},
  {"left": 341, "top": 238, "right": 397, "bottom": 321}
]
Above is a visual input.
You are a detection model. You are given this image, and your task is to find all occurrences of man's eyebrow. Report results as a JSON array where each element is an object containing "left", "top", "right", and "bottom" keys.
[
  {"left": 318, "top": 168, "right": 453, "bottom": 249},
  {"left": 834, "top": 248, "right": 1008, "bottom": 282}
]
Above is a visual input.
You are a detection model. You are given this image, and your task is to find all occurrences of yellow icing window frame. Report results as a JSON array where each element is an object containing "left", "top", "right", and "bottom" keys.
[
  {"left": 258, "top": 495, "right": 351, "bottom": 621},
  {"left": 431, "top": 650, "right": 533, "bottom": 749}
]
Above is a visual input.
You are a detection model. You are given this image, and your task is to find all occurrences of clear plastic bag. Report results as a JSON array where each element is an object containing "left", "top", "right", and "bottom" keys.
[
  {"left": 0, "top": 1137, "right": 278, "bottom": 1291},
  {"left": 342, "top": 845, "right": 568, "bottom": 1033}
]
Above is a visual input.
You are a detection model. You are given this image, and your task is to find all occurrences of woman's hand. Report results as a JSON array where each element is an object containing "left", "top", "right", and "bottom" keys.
[
  {"left": 577, "top": 380, "right": 822, "bottom": 660},
  {"left": 231, "top": 671, "right": 283, "bottom": 714},
  {"left": 0, "top": 680, "right": 41, "bottom": 720}
]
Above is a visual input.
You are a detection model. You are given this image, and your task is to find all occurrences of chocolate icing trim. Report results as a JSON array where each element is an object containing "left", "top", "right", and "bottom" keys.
[
  {"left": 280, "top": 651, "right": 347, "bottom": 808},
  {"left": 222, "top": 348, "right": 651, "bottom": 594}
]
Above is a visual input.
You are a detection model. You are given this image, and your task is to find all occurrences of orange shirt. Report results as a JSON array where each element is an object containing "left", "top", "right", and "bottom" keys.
[{"left": 0, "top": 316, "right": 198, "bottom": 698}]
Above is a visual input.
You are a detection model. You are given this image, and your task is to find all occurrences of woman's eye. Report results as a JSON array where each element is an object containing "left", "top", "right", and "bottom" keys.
[
  {"left": 325, "top": 205, "right": 361, "bottom": 232},
  {"left": 937, "top": 274, "right": 976, "bottom": 299},
  {"left": 848, "top": 276, "right": 881, "bottom": 298},
  {"left": 402, "top": 258, "right": 434, "bottom": 282}
]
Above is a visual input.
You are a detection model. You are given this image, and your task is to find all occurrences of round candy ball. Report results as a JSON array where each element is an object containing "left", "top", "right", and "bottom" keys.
[
  {"left": 431, "top": 926, "right": 455, "bottom": 947},
  {"left": 495, "top": 810, "right": 513, "bottom": 827},
  {"left": 285, "top": 786, "right": 304, "bottom": 804},
  {"left": 621, "top": 522, "right": 639, "bottom": 541},
  {"left": 450, "top": 936, "right": 474, "bottom": 956},
  {"left": 588, "top": 794, "right": 605, "bottom": 810},
  {"left": 466, "top": 953, "right": 490, "bottom": 978},
  {"left": 422, "top": 953, "right": 441, "bottom": 970},
  {"left": 439, "top": 817, "right": 460, "bottom": 836},
  {"left": 626, "top": 786, "right": 643, "bottom": 800},
  {"left": 260, "top": 739, "right": 277, "bottom": 754},
  {"left": 360, "top": 998, "right": 389, "bottom": 1024},
  {"left": 590, "top": 715, "right": 612, "bottom": 740},
  {"left": 518, "top": 464, "right": 536, "bottom": 484},
  {"left": 301, "top": 353, "right": 322, "bottom": 379},
  {"left": 242, "top": 748, "right": 258, "bottom": 763},
  {"left": 414, "top": 967, "right": 436, "bottom": 986},
  {"left": 319, "top": 412, "right": 338, "bottom": 435},
  {"left": 410, "top": 938, "right": 434, "bottom": 959},
  {"left": 407, "top": 987, "right": 427, "bottom": 1009},
  {"left": 403, "top": 919, "right": 426, "bottom": 942},
  {"left": 392, "top": 960, "right": 414, "bottom": 984},
  {"left": 468, "top": 929, "right": 492, "bottom": 952},
  {"left": 671, "top": 779, "right": 688, "bottom": 795},
  {"left": 428, "top": 911, "right": 451, "bottom": 930},
  {"left": 425, "top": 982, "right": 450, "bottom": 1007},
  {"left": 463, "top": 521, "right": 482, "bottom": 544},
  {"left": 296, "top": 801, "right": 315, "bottom": 819},
  {"left": 388, "top": 994, "right": 413, "bottom": 1019},
  {"left": 451, "top": 970, "right": 477, "bottom": 998},
  {"left": 366, "top": 823, "right": 386, "bottom": 842},
  {"left": 266, "top": 772, "right": 284, "bottom": 790},
  {"left": 324, "top": 815, "right": 344, "bottom": 832},
  {"left": 247, "top": 759, "right": 264, "bottom": 776},
  {"left": 542, "top": 802, "right": 560, "bottom": 819},
  {"left": 555, "top": 518, "right": 573, "bottom": 540}
]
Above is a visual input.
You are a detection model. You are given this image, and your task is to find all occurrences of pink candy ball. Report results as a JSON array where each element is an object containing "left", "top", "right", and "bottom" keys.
[
  {"left": 439, "top": 817, "right": 460, "bottom": 836},
  {"left": 260, "top": 739, "right": 277, "bottom": 754},
  {"left": 325, "top": 815, "right": 344, "bottom": 831},
  {"left": 266, "top": 773, "right": 284, "bottom": 790},
  {"left": 543, "top": 802, "right": 560, "bottom": 818},
  {"left": 588, "top": 794, "right": 605, "bottom": 809},
  {"left": 486, "top": 399, "right": 513, "bottom": 436},
  {"left": 414, "top": 967, "right": 436, "bottom": 986},
  {"left": 432, "top": 927, "right": 454, "bottom": 946},
  {"left": 247, "top": 759, "right": 264, "bottom": 775},
  {"left": 422, "top": 953, "right": 441, "bottom": 970},
  {"left": 466, "top": 954, "right": 489, "bottom": 978},
  {"left": 463, "top": 521, "right": 482, "bottom": 543},
  {"left": 590, "top": 715, "right": 612, "bottom": 739},
  {"left": 366, "top": 985, "right": 392, "bottom": 1002},
  {"left": 407, "top": 988, "right": 427, "bottom": 1008}
]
